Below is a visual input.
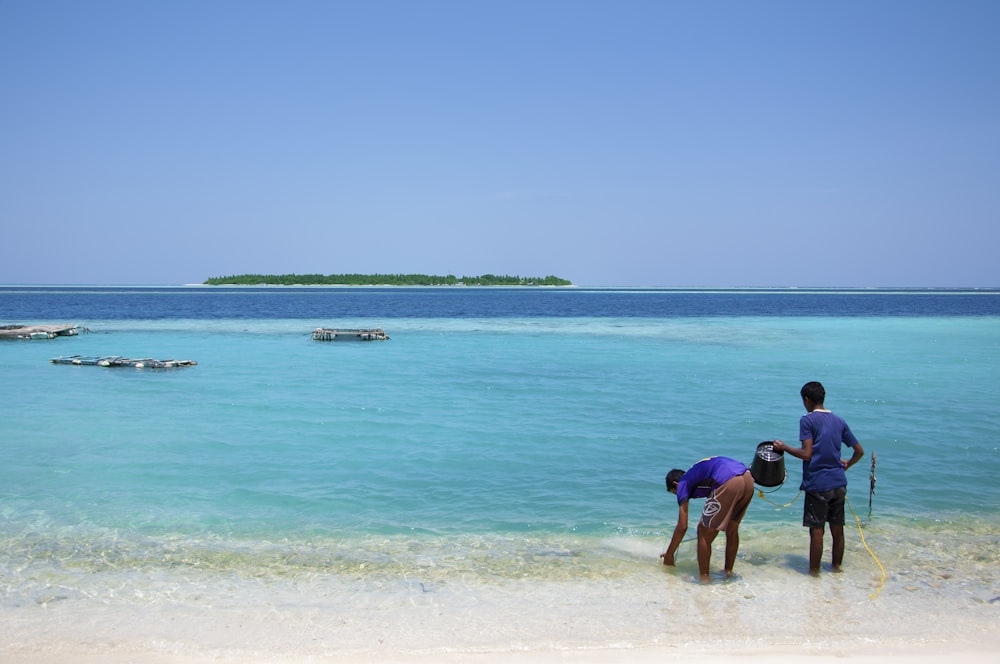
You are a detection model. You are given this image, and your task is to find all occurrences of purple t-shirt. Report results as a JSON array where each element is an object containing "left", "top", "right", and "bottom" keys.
[
  {"left": 799, "top": 410, "right": 860, "bottom": 492},
  {"left": 675, "top": 456, "right": 748, "bottom": 504}
]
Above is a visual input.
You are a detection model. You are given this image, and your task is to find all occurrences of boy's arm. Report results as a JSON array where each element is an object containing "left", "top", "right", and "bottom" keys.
[
  {"left": 843, "top": 442, "right": 865, "bottom": 470},
  {"left": 660, "top": 501, "right": 689, "bottom": 566},
  {"left": 772, "top": 438, "right": 813, "bottom": 461}
]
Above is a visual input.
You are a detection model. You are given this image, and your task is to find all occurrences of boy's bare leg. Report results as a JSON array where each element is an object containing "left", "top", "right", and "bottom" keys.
[
  {"left": 724, "top": 522, "right": 740, "bottom": 576},
  {"left": 830, "top": 524, "right": 845, "bottom": 570},
  {"left": 697, "top": 524, "right": 718, "bottom": 582},
  {"left": 809, "top": 527, "right": 825, "bottom": 575}
]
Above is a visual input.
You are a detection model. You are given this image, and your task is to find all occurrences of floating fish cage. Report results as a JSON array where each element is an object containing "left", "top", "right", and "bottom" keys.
[
  {"left": 51, "top": 355, "right": 198, "bottom": 368},
  {"left": 312, "top": 328, "right": 389, "bottom": 341},
  {"left": 0, "top": 324, "right": 84, "bottom": 340}
]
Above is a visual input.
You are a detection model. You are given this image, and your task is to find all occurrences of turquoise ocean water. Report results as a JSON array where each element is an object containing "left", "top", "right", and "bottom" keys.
[{"left": 2, "top": 287, "right": 998, "bottom": 656}]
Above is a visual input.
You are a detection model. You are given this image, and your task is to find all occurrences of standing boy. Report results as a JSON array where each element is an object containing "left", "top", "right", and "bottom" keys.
[
  {"left": 773, "top": 381, "right": 865, "bottom": 575},
  {"left": 660, "top": 456, "right": 755, "bottom": 582}
]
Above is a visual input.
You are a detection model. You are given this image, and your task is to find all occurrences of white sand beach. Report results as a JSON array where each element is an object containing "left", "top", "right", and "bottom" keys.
[
  {"left": 3, "top": 557, "right": 998, "bottom": 664},
  {"left": 4, "top": 642, "right": 998, "bottom": 664}
]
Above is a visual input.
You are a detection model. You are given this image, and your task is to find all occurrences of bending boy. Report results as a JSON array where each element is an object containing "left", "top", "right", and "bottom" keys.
[{"left": 660, "top": 456, "right": 755, "bottom": 582}]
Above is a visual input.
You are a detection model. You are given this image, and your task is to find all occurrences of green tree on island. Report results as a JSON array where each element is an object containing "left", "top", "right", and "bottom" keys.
[{"left": 203, "top": 273, "right": 572, "bottom": 286}]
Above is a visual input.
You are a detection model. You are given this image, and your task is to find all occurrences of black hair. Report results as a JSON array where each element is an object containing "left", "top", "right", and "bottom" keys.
[
  {"left": 800, "top": 381, "right": 825, "bottom": 404},
  {"left": 665, "top": 469, "right": 685, "bottom": 493}
]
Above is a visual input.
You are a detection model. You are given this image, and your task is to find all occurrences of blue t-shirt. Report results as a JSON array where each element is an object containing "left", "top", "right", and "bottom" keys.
[
  {"left": 798, "top": 410, "right": 860, "bottom": 492},
  {"left": 675, "top": 456, "right": 748, "bottom": 505}
]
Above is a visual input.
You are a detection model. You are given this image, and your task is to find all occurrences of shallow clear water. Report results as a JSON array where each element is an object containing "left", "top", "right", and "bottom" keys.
[{"left": 2, "top": 287, "right": 998, "bottom": 654}]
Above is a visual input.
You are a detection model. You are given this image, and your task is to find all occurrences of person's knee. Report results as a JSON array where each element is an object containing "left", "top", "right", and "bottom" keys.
[{"left": 698, "top": 524, "right": 719, "bottom": 542}]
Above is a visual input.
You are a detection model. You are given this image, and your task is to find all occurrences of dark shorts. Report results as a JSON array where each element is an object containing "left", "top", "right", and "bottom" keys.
[
  {"left": 700, "top": 471, "right": 755, "bottom": 531},
  {"left": 803, "top": 486, "right": 847, "bottom": 528}
]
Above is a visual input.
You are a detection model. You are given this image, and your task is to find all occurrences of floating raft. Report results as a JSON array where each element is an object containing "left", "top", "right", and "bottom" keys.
[
  {"left": 313, "top": 327, "right": 389, "bottom": 341},
  {"left": 0, "top": 324, "right": 84, "bottom": 340},
  {"left": 51, "top": 355, "right": 198, "bottom": 368}
]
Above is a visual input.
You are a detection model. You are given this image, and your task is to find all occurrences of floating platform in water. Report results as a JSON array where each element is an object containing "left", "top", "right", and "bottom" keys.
[
  {"left": 0, "top": 324, "right": 84, "bottom": 340},
  {"left": 313, "top": 327, "right": 389, "bottom": 341},
  {"left": 51, "top": 355, "right": 198, "bottom": 368}
]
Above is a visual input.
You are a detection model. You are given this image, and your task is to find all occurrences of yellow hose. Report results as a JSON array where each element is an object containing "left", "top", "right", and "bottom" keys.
[
  {"left": 847, "top": 495, "right": 887, "bottom": 599},
  {"left": 754, "top": 488, "right": 886, "bottom": 599}
]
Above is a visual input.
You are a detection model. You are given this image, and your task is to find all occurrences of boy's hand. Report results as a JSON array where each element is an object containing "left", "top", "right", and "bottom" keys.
[
  {"left": 660, "top": 551, "right": 674, "bottom": 566},
  {"left": 771, "top": 439, "right": 786, "bottom": 453}
]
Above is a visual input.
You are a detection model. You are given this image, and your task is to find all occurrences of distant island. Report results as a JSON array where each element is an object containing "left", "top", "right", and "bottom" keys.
[{"left": 203, "top": 273, "right": 573, "bottom": 286}]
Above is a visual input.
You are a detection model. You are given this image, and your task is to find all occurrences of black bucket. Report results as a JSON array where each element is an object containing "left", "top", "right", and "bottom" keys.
[{"left": 750, "top": 441, "right": 786, "bottom": 487}]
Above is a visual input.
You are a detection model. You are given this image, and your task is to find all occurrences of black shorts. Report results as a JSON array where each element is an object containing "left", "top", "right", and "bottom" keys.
[{"left": 803, "top": 487, "right": 847, "bottom": 528}]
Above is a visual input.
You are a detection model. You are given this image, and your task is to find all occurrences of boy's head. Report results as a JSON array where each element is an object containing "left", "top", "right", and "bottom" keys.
[
  {"left": 800, "top": 381, "right": 826, "bottom": 406},
  {"left": 665, "top": 469, "right": 685, "bottom": 494}
]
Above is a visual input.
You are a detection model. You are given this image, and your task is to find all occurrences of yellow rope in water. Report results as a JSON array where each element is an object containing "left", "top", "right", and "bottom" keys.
[
  {"left": 847, "top": 495, "right": 886, "bottom": 599},
  {"left": 755, "top": 488, "right": 802, "bottom": 508},
  {"left": 754, "top": 489, "right": 886, "bottom": 599}
]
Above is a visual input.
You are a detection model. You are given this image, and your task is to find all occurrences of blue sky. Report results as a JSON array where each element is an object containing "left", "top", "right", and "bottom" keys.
[{"left": 2, "top": 1, "right": 998, "bottom": 287}]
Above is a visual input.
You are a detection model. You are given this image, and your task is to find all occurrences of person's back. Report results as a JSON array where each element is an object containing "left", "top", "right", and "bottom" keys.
[
  {"left": 676, "top": 456, "right": 748, "bottom": 502},
  {"left": 799, "top": 409, "right": 856, "bottom": 492}
]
